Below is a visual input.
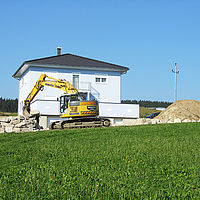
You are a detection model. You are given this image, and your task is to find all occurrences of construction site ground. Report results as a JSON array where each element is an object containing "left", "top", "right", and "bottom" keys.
[{"left": 0, "top": 100, "right": 200, "bottom": 133}]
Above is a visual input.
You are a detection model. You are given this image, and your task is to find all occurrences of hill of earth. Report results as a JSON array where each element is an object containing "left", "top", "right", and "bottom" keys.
[{"left": 156, "top": 100, "right": 200, "bottom": 122}]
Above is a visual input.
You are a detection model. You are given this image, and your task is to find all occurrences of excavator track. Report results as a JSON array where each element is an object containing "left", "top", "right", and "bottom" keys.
[{"left": 49, "top": 117, "right": 110, "bottom": 130}]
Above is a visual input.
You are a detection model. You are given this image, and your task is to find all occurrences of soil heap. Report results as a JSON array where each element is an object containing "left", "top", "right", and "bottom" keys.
[{"left": 156, "top": 100, "right": 200, "bottom": 122}]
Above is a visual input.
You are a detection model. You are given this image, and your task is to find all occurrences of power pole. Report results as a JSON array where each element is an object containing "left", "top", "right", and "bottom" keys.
[{"left": 172, "top": 63, "right": 179, "bottom": 102}]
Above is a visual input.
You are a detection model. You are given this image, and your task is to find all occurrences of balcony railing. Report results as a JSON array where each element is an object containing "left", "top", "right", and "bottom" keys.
[
  {"left": 78, "top": 82, "right": 100, "bottom": 101},
  {"left": 78, "top": 82, "right": 91, "bottom": 91}
]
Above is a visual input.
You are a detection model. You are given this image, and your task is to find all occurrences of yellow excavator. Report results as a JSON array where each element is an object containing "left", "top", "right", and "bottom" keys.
[{"left": 23, "top": 74, "right": 110, "bottom": 129}]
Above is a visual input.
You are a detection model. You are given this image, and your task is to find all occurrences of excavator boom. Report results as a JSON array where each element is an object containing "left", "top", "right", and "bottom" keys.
[{"left": 23, "top": 74, "right": 78, "bottom": 115}]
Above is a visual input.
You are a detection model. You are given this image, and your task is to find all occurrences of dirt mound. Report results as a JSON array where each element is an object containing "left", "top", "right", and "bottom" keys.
[{"left": 156, "top": 100, "right": 200, "bottom": 121}]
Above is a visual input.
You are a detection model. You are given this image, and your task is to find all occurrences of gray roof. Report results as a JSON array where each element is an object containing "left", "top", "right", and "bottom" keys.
[{"left": 13, "top": 53, "right": 129, "bottom": 78}]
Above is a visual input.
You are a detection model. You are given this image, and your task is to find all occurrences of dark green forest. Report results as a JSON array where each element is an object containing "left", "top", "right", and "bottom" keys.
[
  {"left": 122, "top": 100, "right": 172, "bottom": 108},
  {"left": 0, "top": 98, "right": 18, "bottom": 113}
]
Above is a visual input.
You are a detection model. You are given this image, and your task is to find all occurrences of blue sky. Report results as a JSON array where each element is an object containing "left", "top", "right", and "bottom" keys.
[{"left": 0, "top": 0, "right": 199, "bottom": 102}]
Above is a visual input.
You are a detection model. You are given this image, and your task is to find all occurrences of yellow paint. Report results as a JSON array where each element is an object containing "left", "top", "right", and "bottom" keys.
[{"left": 60, "top": 103, "right": 99, "bottom": 118}]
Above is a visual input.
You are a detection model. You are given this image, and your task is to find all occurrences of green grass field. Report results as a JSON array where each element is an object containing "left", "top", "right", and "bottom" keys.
[{"left": 0, "top": 123, "right": 200, "bottom": 199}]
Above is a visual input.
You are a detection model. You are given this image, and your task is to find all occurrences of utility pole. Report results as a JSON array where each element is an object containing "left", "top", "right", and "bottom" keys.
[{"left": 172, "top": 63, "right": 179, "bottom": 102}]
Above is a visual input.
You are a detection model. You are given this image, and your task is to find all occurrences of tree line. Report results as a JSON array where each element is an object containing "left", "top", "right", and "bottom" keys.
[
  {"left": 0, "top": 98, "right": 18, "bottom": 113},
  {"left": 121, "top": 100, "right": 172, "bottom": 108}
]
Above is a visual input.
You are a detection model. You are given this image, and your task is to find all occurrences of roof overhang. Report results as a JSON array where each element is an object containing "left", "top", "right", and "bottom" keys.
[{"left": 13, "top": 63, "right": 129, "bottom": 79}]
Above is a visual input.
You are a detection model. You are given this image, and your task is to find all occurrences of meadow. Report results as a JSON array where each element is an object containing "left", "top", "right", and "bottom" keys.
[{"left": 0, "top": 123, "right": 200, "bottom": 199}]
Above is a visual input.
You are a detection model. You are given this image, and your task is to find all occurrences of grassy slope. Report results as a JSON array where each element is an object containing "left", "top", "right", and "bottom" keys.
[{"left": 0, "top": 123, "right": 200, "bottom": 199}]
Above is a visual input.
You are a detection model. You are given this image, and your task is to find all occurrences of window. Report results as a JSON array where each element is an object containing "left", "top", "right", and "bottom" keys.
[
  {"left": 95, "top": 78, "right": 101, "bottom": 83},
  {"left": 102, "top": 78, "right": 106, "bottom": 83},
  {"left": 79, "top": 92, "right": 88, "bottom": 100},
  {"left": 95, "top": 77, "right": 107, "bottom": 83},
  {"left": 73, "top": 75, "right": 79, "bottom": 89}
]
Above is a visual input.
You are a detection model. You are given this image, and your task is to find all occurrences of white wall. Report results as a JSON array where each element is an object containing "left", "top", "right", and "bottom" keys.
[
  {"left": 33, "top": 100, "right": 139, "bottom": 129},
  {"left": 99, "top": 103, "right": 139, "bottom": 118},
  {"left": 18, "top": 69, "right": 32, "bottom": 115},
  {"left": 31, "top": 100, "right": 60, "bottom": 115},
  {"left": 18, "top": 66, "right": 121, "bottom": 115}
]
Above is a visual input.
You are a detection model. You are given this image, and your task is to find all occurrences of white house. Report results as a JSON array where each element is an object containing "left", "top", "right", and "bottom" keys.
[{"left": 13, "top": 48, "right": 139, "bottom": 127}]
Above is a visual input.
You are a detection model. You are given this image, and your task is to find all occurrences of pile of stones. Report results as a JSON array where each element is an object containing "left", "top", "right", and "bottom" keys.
[
  {"left": 122, "top": 117, "right": 200, "bottom": 126},
  {"left": 0, "top": 111, "right": 41, "bottom": 133}
]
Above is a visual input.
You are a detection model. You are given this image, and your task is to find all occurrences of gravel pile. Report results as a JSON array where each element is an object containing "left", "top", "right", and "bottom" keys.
[
  {"left": 122, "top": 100, "right": 200, "bottom": 126},
  {"left": 155, "top": 100, "right": 200, "bottom": 122}
]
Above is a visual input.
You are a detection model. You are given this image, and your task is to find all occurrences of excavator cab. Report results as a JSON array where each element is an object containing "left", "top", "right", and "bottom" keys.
[
  {"left": 59, "top": 94, "right": 99, "bottom": 118},
  {"left": 60, "top": 94, "right": 78, "bottom": 114}
]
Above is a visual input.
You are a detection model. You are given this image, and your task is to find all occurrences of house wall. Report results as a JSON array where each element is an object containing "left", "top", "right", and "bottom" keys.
[
  {"left": 18, "top": 66, "right": 121, "bottom": 115},
  {"left": 18, "top": 69, "right": 32, "bottom": 115}
]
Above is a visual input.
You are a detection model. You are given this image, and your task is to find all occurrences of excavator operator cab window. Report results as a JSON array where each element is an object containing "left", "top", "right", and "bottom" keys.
[
  {"left": 69, "top": 95, "right": 79, "bottom": 102},
  {"left": 60, "top": 96, "right": 69, "bottom": 113},
  {"left": 60, "top": 95, "right": 79, "bottom": 113},
  {"left": 79, "top": 92, "right": 87, "bottom": 101}
]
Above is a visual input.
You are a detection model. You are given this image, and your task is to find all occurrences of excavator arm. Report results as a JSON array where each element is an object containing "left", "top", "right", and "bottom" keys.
[{"left": 23, "top": 74, "right": 78, "bottom": 115}]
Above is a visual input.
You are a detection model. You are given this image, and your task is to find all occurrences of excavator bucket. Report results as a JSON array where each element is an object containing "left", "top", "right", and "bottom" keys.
[{"left": 23, "top": 105, "right": 30, "bottom": 116}]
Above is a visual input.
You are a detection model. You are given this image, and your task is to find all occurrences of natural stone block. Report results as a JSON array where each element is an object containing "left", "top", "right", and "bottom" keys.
[
  {"left": 0, "top": 122, "right": 9, "bottom": 127},
  {"left": 0, "top": 128, "right": 5, "bottom": 133},
  {"left": 174, "top": 118, "right": 182, "bottom": 123},
  {"left": 8, "top": 116, "right": 16, "bottom": 121},
  {"left": 39, "top": 116, "right": 48, "bottom": 129},
  {"left": 123, "top": 119, "right": 137, "bottom": 125},
  {"left": 18, "top": 115, "right": 25, "bottom": 121},
  {"left": 0, "top": 117, "right": 10, "bottom": 123},
  {"left": 151, "top": 119, "right": 160, "bottom": 124},
  {"left": 5, "top": 125, "right": 14, "bottom": 133},
  {"left": 160, "top": 119, "right": 169, "bottom": 124},
  {"left": 28, "top": 119, "right": 37, "bottom": 124},
  {"left": 144, "top": 119, "right": 152, "bottom": 125},
  {"left": 15, "top": 121, "right": 28, "bottom": 128},
  {"left": 21, "top": 128, "right": 30, "bottom": 132},
  {"left": 29, "top": 110, "right": 40, "bottom": 118},
  {"left": 134, "top": 118, "right": 146, "bottom": 125},
  {"left": 28, "top": 127, "right": 35, "bottom": 132},
  {"left": 13, "top": 127, "right": 21, "bottom": 133},
  {"left": 182, "top": 119, "right": 191, "bottom": 123},
  {"left": 10, "top": 119, "right": 20, "bottom": 125}
]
